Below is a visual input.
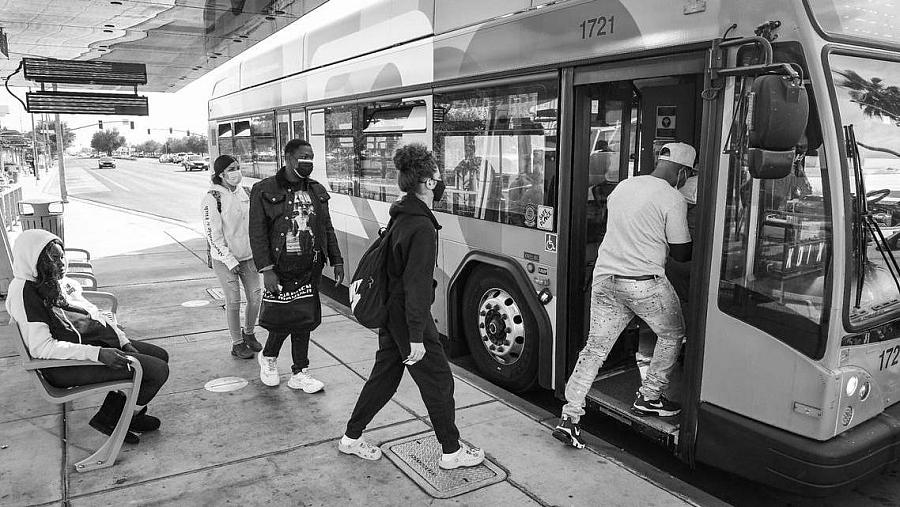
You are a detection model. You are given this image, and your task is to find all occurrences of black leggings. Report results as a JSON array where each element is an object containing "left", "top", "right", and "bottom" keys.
[{"left": 42, "top": 340, "right": 170, "bottom": 406}]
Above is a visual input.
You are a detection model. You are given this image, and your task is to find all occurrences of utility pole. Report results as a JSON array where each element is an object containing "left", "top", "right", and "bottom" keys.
[{"left": 52, "top": 84, "right": 68, "bottom": 202}]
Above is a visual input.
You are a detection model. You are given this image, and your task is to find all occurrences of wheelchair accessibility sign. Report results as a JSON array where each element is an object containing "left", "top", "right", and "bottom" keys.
[{"left": 545, "top": 233, "right": 558, "bottom": 253}]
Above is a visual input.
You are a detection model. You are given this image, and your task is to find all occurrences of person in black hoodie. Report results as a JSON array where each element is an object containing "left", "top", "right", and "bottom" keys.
[{"left": 339, "top": 143, "right": 485, "bottom": 469}]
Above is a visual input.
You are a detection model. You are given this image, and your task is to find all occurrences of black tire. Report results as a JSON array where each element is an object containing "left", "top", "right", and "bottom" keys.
[{"left": 462, "top": 265, "right": 539, "bottom": 393}]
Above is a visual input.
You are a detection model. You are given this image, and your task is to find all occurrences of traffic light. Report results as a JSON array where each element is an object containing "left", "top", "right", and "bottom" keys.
[
  {"left": 187, "top": 130, "right": 191, "bottom": 136},
  {"left": 169, "top": 127, "right": 173, "bottom": 134},
  {"left": 147, "top": 129, "right": 151, "bottom": 134},
  {"left": 98, "top": 120, "right": 103, "bottom": 129},
  {"left": 130, "top": 121, "right": 135, "bottom": 129}
]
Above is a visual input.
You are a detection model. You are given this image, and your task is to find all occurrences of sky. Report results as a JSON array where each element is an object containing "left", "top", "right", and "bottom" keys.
[{"left": 0, "top": 0, "right": 358, "bottom": 151}]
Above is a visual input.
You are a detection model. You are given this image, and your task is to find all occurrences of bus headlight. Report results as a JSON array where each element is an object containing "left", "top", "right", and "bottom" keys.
[
  {"left": 841, "top": 406, "right": 854, "bottom": 426},
  {"left": 846, "top": 375, "right": 859, "bottom": 397},
  {"left": 859, "top": 381, "right": 871, "bottom": 401}
]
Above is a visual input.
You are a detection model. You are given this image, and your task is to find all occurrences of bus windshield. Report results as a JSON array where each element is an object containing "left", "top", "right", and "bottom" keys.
[
  {"left": 807, "top": 0, "right": 899, "bottom": 47},
  {"left": 830, "top": 53, "right": 900, "bottom": 325}
]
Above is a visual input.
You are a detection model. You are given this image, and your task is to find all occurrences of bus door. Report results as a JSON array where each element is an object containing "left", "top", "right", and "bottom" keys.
[{"left": 560, "top": 54, "right": 705, "bottom": 447}]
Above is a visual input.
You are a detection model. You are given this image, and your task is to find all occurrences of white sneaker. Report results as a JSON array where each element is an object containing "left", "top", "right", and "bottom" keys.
[
  {"left": 257, "top": 352, "right": 280, "bottom": 386},
  {"left": 439, "top": 443, "right": 485, "bottom": 470},
  {"left": 338, "top": 438, "right": 382, "bottom": 461},
  {"left": 287, "top": 368, "right": 324, "bottom": 393}
]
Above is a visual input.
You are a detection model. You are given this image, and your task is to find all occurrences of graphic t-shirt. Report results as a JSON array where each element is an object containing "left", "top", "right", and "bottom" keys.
[
  {"left": 278, "top": 189, "right": 321, "bottom": 276},
  {"left": 592, "top": 175, "right": 691, "bottom": 279}
]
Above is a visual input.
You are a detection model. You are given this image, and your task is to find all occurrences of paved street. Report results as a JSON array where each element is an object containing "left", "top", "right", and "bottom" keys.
[{"left": 40, "top": 156, "right": 213, "bottom": 230}]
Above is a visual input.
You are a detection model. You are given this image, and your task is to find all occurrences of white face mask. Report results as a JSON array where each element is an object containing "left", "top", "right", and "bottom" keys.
[{"left": 224, "top": 171, "right": 242, "bottom": 186}]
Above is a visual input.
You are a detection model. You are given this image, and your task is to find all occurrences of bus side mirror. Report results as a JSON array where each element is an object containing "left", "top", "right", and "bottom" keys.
[{"left": 747, "top": 75, "right": 809, "bottom": 179}]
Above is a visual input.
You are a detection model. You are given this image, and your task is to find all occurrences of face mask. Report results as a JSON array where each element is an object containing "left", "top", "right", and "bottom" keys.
[
  {"left": 293, "top": 159, "right": 314, "bottom": 178},
  {"left": 432, "top": 180, "right": 446, "bottom": 203},
  {"left": 224, "top": 171, "right": 242, "bottom": 186}
]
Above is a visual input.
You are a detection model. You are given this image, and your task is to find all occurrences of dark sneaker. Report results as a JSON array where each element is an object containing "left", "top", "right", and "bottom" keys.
[
  {"left": 231, "top": 342, "right": 254, "bottom": 359},
  {"left": 89, "top": 391, "right": 140, "bottom": 444},
  {"left": 129, "top": 407, "right": 160, "bottom": 432},
  {"left": 242, "top": 330, "right": 263, "bottom": 353},
  {"left": 632, "top": 393, "right": 681, "bottom": 417},
  {"left": 552, "top": 416, "right": 586, "bottom": 449}
]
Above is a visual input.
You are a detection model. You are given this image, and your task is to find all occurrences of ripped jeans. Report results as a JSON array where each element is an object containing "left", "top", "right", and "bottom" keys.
[
  {"left": 212, "top": 259, "right": 263, "bottom": 345},
  {"left": 562, "top": 275, "right": 685, "bottom": 423}
]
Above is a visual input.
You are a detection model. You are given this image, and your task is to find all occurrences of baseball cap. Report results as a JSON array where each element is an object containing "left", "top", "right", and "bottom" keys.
[{"left": 658, "top": 142, "right": 696, "bottom": 169}]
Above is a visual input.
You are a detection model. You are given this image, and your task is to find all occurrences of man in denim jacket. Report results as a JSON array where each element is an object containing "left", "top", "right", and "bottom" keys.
[{"left": 249, "top": 138, "right": 344, "bottom": 392}]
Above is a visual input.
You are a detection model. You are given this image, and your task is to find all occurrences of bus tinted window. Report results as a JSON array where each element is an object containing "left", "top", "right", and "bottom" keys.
[
  {"left": 251, "top": 114, "right": 277, "bottom": 178},
  {"left": 359, "top": 102, "right": 429, "bottom": 203},
  {"left": 718, "top": 81, "right": 832, "bottom": 359},
  {"left": 433, "top": 80, "right": 559, "bottom": 229},
  {"left": 233, "top": 119, "right": 252, "bottom": 176},
  {"left": 324, "top": 105, "right": 356, "bottom": 196}
]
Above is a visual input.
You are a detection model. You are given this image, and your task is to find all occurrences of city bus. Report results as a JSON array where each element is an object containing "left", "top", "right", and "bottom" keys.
[{"left": 208, "top": 0, "right": 900, "bottom": 494}]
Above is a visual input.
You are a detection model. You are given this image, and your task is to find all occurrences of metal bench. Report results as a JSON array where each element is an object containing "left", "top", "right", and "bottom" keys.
[{"left": 9, "top": 319, "right": 142, "bottom": 472}]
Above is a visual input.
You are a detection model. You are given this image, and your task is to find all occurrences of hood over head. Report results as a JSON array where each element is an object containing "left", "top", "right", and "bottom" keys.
[
  {"left": 12, "top": 229, "right": 61, "bottom": 281},
  {"left": 389, "top": 194, "right": 441, "bottom": 230}
]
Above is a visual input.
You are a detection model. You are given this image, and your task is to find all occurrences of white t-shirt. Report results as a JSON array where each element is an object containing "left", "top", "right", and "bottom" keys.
[{"left": 592, "top": 175, "right": 691, "bottom": 279}]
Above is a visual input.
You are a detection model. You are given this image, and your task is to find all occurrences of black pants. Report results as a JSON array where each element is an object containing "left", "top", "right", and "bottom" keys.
[
  {"left": 42, "top": 340, "right": 170, "bottom": 406},
  {"left": 345, "top": 321, "right": 460, "bottom": 454},
  {"left": 262, "top": 329, "right": 310, "bottom": 373}
]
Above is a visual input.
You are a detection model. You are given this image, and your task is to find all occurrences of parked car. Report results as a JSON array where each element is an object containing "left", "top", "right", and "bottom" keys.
[
  {"left": 158, "top": 154, "right": 171, "bottom": 163},
  {"left": 98, "top": 157, "right": 116, "bottom": 169},
  {"left": 182, "top": 155, "right": 208, "bottom": 171},
  {"left": 171, "top": 152, "right": 188, "bottom": 164}
]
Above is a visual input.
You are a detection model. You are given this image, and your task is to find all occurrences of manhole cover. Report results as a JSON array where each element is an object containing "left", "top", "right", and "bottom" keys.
[
  {"left": 382, "top": 434, "right": 506, "bottom": 499},
  {"left": 181, "top": 300, "right": 210, "bottom": 307},
  {"left": 204, "top": 377, "right": 249, "bottom": 393}
]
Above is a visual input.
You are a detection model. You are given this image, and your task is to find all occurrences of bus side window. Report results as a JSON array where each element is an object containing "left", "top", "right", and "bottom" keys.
[{"left": 433, "top": 79, "right": 559, "bottom": 230}]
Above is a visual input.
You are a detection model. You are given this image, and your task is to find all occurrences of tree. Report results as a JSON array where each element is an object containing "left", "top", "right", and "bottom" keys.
[
  {"left": 134, "top": 140, "right": 163, "bottom": 155},
  {"left": 91, "top": 129, "right": 126, "bottom": 156},
  {"left": 26, "top": 120, "right": 75, "bottom": 155},
  {"left": 836, "top": 69, "right": 900, "bottom": 126}
]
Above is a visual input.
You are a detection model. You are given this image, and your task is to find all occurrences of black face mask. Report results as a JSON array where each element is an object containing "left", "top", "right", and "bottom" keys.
[
  {"left": 293, "top": 159, "right": 314, "bottom": 178},
  {"left": 432, "top": 180, "right": 446, "bottom": 203}
]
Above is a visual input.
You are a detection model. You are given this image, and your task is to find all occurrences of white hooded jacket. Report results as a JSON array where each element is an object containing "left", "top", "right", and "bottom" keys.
[
  {"left": 5, "top": 229, "right": 119, "bottom": 361},
  {"left": 201, "top": 183, "right": 252, "bottom": 270}
]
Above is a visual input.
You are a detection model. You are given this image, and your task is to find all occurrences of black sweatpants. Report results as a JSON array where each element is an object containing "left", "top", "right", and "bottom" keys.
[
  {"left": 345, "top": 320, "right": 461, "bottom": 454},
  {"left": 42, "top": 340, "right": 170, "bottom": 406},
  {"left": 263, "top": 329, "right": 310, "bottom": 374}
]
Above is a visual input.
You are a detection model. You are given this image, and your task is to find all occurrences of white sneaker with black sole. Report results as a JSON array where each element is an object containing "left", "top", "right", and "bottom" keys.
[
  {"left": 287, "top": 368, "right": 324, "bottom": 393},
  {"left": 257, "top": 352, "right": 280, "bottom": 386}
]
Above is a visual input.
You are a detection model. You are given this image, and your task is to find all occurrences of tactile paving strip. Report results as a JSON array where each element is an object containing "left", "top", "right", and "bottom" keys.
[{"left": 382, "top": 433, "right": 506, "bottom": 499}]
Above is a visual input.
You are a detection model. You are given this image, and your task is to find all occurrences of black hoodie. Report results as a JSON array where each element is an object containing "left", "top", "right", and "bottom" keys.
[{"left": 385, "top": 194, "right": 441, "bottom": 347}]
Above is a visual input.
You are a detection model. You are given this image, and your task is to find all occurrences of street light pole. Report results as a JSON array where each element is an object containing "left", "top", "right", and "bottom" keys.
[
  {"left": 52, "top": 84, "right": 68, "bottom": 202},
  {"left": 29, "top": 99, "right": 39, "bottom": 181}
]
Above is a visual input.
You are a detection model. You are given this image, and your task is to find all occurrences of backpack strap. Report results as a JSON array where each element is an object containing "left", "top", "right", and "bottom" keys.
[{"left": 208, "top": 190, "right": 222, "bottom": 213}]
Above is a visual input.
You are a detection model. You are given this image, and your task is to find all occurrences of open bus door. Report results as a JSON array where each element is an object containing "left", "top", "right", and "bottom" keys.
[{"left": 558, "top": 52, "right": 708, "bottom": 450}]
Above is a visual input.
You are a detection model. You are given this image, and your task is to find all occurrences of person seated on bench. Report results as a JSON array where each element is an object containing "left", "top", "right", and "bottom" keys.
[{"left": 5, "top": 230, "right": 170, "bottom": 444}]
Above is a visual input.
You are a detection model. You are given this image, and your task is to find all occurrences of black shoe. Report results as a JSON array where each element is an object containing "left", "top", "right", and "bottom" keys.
[
  {"left": 89, "top": 392, "right": 139, "bottom": 444},
  {"left": 632, "top": 393, "right": 681, "bottom": 417},
  {"left": 130, "top": 406, "right": 160, "bottom": 432},
  {"left": 552, "top": 416, "right": 586, "bottom": 449},
  {"left": 242, "top": 330, "right": 262, "bottom": 353},
  {"left": 231, "top": 341, "right": 254, "bottom": 359}
]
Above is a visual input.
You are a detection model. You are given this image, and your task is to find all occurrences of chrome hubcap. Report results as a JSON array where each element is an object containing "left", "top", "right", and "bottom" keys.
[{"left": 477, "top": 287, "right": 526, "bottom": 366}]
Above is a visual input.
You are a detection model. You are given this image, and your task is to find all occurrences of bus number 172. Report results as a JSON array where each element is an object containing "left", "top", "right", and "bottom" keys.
[
  {"left": 878, "top": 345, "right": 900, "bottom": 371},
  {"left": 579, "top": 16, "right": 615, "bottom": 39}
]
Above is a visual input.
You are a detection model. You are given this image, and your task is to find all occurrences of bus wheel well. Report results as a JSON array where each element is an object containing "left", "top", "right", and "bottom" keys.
[{"left": 447, "top": 252, "right": 553, "bottom": 390}]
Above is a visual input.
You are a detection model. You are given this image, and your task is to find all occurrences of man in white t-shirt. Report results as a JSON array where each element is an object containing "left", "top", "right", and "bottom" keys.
[{"left": 553, "top": 142, "right": 695, "bottom": 449}]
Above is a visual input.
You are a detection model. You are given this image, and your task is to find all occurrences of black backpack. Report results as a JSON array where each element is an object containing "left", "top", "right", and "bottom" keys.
[{"left": 349, "top": 219, "right": 394, "bottom": 328}]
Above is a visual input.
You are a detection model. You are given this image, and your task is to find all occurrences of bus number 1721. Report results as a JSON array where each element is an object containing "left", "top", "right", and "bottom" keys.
[
  {"left": 878, "top": 345, "right": 900, "bottom": 371},
  {"left": 579, "top": 16, "right": 615, "bottom": 39}
]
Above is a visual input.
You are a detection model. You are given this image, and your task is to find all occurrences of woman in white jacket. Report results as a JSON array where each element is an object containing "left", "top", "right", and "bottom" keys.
[{"left": 202, "top": 155, "right": 263, "bottom": 359}]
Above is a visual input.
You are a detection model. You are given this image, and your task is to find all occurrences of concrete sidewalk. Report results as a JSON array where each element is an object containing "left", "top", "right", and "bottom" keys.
[{"left": 0, "top": 182, "right": 721, "bottom": 506}]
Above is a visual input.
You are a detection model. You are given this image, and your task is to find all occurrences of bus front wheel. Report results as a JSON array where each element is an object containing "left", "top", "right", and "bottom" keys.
[{"left": 462, "top": 266, "right": 538, "bottom": 393}]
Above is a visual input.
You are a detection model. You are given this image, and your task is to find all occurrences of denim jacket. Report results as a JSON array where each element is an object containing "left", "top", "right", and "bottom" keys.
[{"left": 248, "top": 167, "right": 343, "bottom": 274}]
